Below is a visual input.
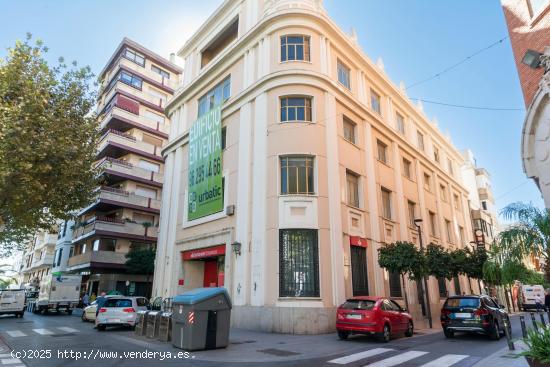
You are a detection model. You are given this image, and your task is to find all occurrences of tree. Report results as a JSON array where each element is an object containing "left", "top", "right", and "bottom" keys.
[
  {"left": 125, "top": 246, "right": 156, "bottom": 297},
  {"left": 499, "top": 202, "right": 550, "bottom": 282},
  {"left": 424, "top": 243, "right": 453, "bottom": 280},
  {"left": 0, "top": 34, "right": 99, "bottom": 255},
  {"left": 378, "top": 241, "right": 425, "bottom": 310}
]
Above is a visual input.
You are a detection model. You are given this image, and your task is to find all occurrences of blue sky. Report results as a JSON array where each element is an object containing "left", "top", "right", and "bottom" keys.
[{"left": 0, "top": 0, "right": 544, "bottom": 217}]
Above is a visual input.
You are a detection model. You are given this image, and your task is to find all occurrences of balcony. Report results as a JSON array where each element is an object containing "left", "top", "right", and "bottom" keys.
[
  {"left": 78, "top": 186, "right": 161, "bottom": 216},
  {"left": 101, "top": 82, "right": 166, "bottom": 116},
  {"left": 97, "top": 130, "right": 163, "bottom": 162},
  {"left": 30, "top": 253, "right": 55, "bottom": 269},
  {"left": 72, "top": 216, "right": 158, "bottom": 244},
  {"left": 66, "top": 250, "right": 128, "bottom": 271},
  {"left": 95, "top": 157, "right": 163, "bottom": 187},
  {"left": 478, "top": 187, "right": 494, "bottom": 202},
  {"left": 99, "top": 104, "right": 169, "bottom": 138}
]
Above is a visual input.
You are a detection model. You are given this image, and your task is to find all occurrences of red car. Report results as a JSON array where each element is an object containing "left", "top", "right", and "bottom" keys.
[{"left": 336, "top": 296, "right": 414, "bottom": 342}]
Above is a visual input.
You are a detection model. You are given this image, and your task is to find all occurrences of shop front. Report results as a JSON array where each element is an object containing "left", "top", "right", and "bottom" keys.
[{"left": 181, "top": 245, "right": 226, "bottom": 288}]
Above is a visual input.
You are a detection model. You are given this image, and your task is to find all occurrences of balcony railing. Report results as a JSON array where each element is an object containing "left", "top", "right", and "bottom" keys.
[
  {"left": 97, "top": 130, "right": 163, "bottom": 159},
  {"left": 95, "top": 157, "right": 163, "bottom": 185},
  {"left": 96, "top": 187, "right": 161, "bottom": 211},
  {"left": 30, "top": 253, "right": 55, "bottom": 269},
  {"left": 72, "top": 217, "right": 158, "bottom": 243},
  {"left": 67, "top": 250, "right": 127, "bottom": 268},
  {"left": 98, "top": 105, "right": 169, "bottom": 136}
]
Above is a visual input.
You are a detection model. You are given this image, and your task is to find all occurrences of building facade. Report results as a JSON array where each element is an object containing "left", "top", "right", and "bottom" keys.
[
  {"left": 502, "top": 0, "right": 550, "bottom": 208},
  {"left": 19, "top": 229, "right": 58, "bottom": 288},
  {"left": 51, "top": 220, "right": 74, "bottom": 274},
  {"left": 67, "top": 38, "right": 182, "bottom": 297},
  {"left": 154, "top": 0, "right": 478, "bottom": 333}
]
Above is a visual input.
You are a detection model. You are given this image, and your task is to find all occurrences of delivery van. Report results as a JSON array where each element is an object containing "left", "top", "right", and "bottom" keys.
[
  {"left": 520, "top": 285, "right": 545, "bottom": 311},
  {"left": 35, "top": 275, "right": 82, "bottom": 314},
  {"left": 0, "top": 289, "right": 26, "bottom": 317}
]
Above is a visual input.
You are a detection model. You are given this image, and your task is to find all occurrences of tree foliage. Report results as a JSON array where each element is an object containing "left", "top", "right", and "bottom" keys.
[
  {"left": 463, "top": 247, "right": 487, "bottom": 280},
  {"left": 378, "top": 241, "right": 425, "bottom": 281},
  {"left": 424, "top": 243, "right": 452, "bottom": 279},
  {"left": 0, "top": 34, "right": 99, "bottom": 254},
  {"left": 125, "top": 246, "right": 156, "bottom": 275}
]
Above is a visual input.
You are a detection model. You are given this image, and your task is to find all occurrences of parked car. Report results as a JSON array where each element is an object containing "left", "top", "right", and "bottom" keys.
[
  {"left": 0, "top": 289, "right": 26, "bottom": 318},
  {"left": 336, "top": 296, "right": 414, "bottom": 342},
  {"left": 440, "top": 295, "right": 511, "bottom": 340},
  {"left": 95, "top": 297, "right": 149, "bottom": 331}
]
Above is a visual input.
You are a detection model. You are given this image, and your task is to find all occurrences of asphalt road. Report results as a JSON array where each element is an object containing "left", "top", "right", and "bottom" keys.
[{"left": 0, "top": 310, "right": 538, "bottom": 367}]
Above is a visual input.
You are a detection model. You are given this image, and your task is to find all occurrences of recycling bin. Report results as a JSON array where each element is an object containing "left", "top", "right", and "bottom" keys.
[
  {"left": 134, "top": 310, "right": 149, "bottom": 336},
  {"left": 172, "top": 287, "right": 231, "bottom": 351},
  {"left": 158, "top": 312, "right": 172, "bottom": 342},
  {"left": 146, "top": 311, "right": 161, "bottom": 338}
]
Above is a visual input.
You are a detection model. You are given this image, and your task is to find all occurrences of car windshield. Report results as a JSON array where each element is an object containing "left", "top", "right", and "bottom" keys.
[
  {"left": 103, "top": 299, "right": 132, "bottom": 308},
  {"left": 341, "top": 300, "right": 376, "bottom": 310},
  {"left": 445, "top": 298, "right": 480, "bottom": 308}
]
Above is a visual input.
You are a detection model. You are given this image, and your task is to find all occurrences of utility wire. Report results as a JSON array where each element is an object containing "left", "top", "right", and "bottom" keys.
[
  {"left": 409, "top": 98, "right": 524, "bottom": 111},
  {"left": 406, "top": 36, "right": 509, "bottom": 90},
  {"left": 494, "top": 181, "right": 531, "bottom": 201}
]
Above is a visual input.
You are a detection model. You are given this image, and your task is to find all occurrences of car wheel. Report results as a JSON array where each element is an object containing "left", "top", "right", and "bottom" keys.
[
  {"left": 443, "top": 328, "right": 454, "bottom": 338},
  {"left": 379, "top": 324, "right": 391, "bottom": 343},
  {"left": 97, "top": 325, "right": 106, "bottom": 331},
  {"left": 337, "top": 330, "right": 349, "bottom": 340},
  {"left": 490, "top": 321, "right": 501, "bottom": 340},
  {"left": 405, "top": 321, "right": 414, "bottom": 337}
]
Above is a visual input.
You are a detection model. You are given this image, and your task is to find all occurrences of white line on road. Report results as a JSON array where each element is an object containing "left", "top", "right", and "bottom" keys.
[
  {"left": 57, "top": 327, "right": 79, "bottom": 333},
  {"left": 328, "top": 348, "right": 394, "bottom": 364},
  {"left": 5, "top": 331, "right": 25, "bottom": 338},
  {"left": 419, "top": 354, "right": 469, "bottom": 367},
  {"left": 32, "top": 328, "right": 53, "bottom": 335},
  {"left": 1, "top": 359, "right": 22, "bottom": 365},
  {"left": 365, "top": 351, "right": 429, "bottom": 367},
  {"left": 0, "top": 354, "right": 11, "bottom": 358}
]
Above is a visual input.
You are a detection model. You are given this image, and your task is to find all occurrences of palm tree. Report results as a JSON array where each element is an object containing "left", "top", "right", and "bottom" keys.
[{"left": 499, "top": 202, "right": 550, "bottom": 282}]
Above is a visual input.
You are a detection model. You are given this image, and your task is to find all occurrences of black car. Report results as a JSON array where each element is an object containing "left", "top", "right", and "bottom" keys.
[{"left": 440, "top": 295, "right": 511, "bottom": 340}]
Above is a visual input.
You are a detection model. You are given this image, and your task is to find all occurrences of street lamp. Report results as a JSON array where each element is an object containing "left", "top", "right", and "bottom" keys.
[{"left": 414, "top": 218, "right": 433, "bottom": 329}]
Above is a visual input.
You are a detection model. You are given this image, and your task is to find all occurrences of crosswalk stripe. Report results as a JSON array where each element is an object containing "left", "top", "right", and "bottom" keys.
[
  {"left": 5, "top": 331, "right": 25, "bottom": 338},
  {"left": 0, "top": 354, "right": 11, "bottom": 358},
  {"left": 419, "top": 354, "right": 469, "bottom": 367},
  {"left": 57, "top": 327, "right": 78, "bottom": 333},
  {"left": 33, "top": 328, "right": 53, "bottom": 335},
  {"left": 1, "top": 359, "right": 22, "bottom": 365},
  {"left": 328, "top": 348, "right": 394, "bottom": 364},
  {"left": 365, "top": 350, "right": 429, "bottom": 367}
]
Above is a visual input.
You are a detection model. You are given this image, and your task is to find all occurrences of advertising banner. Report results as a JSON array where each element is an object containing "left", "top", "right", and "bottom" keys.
[{"left": 187, "top": 106, "right": 223, "bottom": 220}]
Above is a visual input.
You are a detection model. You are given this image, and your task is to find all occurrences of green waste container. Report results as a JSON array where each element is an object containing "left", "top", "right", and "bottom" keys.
[{"left": 172, "top": 288, "right": 231, "bottom": 351}]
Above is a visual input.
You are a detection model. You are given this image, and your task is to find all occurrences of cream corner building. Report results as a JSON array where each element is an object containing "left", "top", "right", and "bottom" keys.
[{"left": 154, "top": 0, "right": 479, "bottom": 333}]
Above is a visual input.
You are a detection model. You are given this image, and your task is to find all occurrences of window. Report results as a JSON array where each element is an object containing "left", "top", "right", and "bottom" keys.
[
  {"left": 221, "top": 126, "right": 227, "bottom": 150},
  {"left": 280, "top": 96, "right": 312, "bottom": 122},
  {"left": 104, "top": 298, "right": 133, "bottom": 308},
  {"left": 377, "top": 140, "right": 388, "bottom": 164},
  {"left": 434, "top": 146, "right": 440, "bottom": 163},
  {"left": 445, "top": 219, "right": 453, "bottom": 243},
  {"left": 482, "top": 201, "right": 488, "bottom": 211},
  {"left": 343, "top": 117, "right": 356, "bottom": 144},
  {"left": 458, "top": 226, "right": 465, "bottom": 245},
  {"left": 453, "top": 194, "right": 460, "bottom": 210},
  {"left": 438, "top": 278, "right": 447, "bottom": 298},
  {"left": 429, "top": 211, "right": 437, "bottom": 236},
  {"left": 135, "top": 185, "right": 157, "bottom": 199},
  {"left": 403, "top": 158, "right": 412, "bottom": 179},
  {"left": 346, "top": 171, "right": 360, "bottom": 207},
  {"left": 408, "top": 201, "right": 416, "bottom": 227},
  {"left": 440, "top": 185, "right": 447, "bottom": 201},
  {"left": 371, "top": 90, "right": 381, "bottom": 115},
  {"left": 337, "top": 60, "right": 351, "bottom": 89},
  {"left": 93, "top": 239, "right": 100, "bottom": 252},
  {"left": 151, "top": 64, "right": 170, "bottom": 79},
  {"left": 108, "top": 70, "right": 142, "bottom": 91},
  {"left": 396, "top": 113, "right": 405, "bottom": 134},
  {"left": 280, "top": 156, "right": 314, "bottom": 195},
  {"left": 279, "top": 229, "right": 319, "bottom": 297},
  {"left": 447, "top": 159, "right": 454, "bottom": 175},
  {"left": 389, "top": 271, "right": 402, "bottom": 297},
  {"left": 281, "top": 35, "right": 310, "bottom": 62},
  {"left": 423, "top": 173, "right": 431, "bottom": 191},
  {"left": 417, "top": 131, "right": 425, "bottom": 151},
  {"left": 381, "top": 188, "right": 392, "bottom": 220},
  {"left": 123, "top": 48, "right": 145, "bottom": 66},
  {"left": 198, "top": 76, "right": 231, "bottom": 117}
]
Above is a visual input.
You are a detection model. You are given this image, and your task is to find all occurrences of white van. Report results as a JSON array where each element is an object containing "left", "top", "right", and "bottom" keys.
[
  {"left": 35, "top": 275, "right": 82, "bottom": 314},
  {"left": 0, "top": 289, "right": 26, "bottom": 318},
  {"left": 520, "top": 285, "right": 545, "bottom": 311}
]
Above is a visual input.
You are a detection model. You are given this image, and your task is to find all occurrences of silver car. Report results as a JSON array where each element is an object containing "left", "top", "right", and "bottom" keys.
[{"left": 95, "top": 296, "right": 149, "bottom": 331}]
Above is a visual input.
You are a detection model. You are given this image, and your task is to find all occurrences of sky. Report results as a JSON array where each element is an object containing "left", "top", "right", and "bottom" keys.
[{"left": 0, "top": 0, "right": 544, "bottom": 221}]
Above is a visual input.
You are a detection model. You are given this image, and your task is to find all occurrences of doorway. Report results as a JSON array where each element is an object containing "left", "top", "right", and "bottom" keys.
[{"left": 351, "top": 245, "right": 369, "bottom": 296}]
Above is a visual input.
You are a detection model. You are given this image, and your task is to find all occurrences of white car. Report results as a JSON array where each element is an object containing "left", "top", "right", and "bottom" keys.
[
  {"left": 95, "top": 297, "right": 149, "bottom": 331},
  {"left": 82, "top": 295, "right": 119, "bottom": 322},
  {"left": 0, "top": 289, "right": 26, "bottom": 318}
]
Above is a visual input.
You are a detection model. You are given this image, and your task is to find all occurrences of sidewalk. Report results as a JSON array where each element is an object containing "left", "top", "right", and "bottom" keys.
[
  {"left": 0, "top": 336, "right": 25, "bottom": 366},
  {"left": 472, "top": 340, "right": 529, "bottom": 367}
]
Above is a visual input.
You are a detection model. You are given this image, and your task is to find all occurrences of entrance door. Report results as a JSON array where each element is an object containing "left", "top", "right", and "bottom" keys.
[
  {"left": 203, "top": 260, "right": 218, "bottom": 287},
  {"left": 350, "top": 245, "right": 369, "bottom": 296}
]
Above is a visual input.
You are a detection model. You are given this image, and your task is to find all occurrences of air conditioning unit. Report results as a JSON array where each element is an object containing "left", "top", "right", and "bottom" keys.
[{"left": 226, "top": 205, "right": 235, "bottom": 216}]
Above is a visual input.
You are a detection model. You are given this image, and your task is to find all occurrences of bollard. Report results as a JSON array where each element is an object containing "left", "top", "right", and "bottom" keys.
[
  {"left": 530, "top": 313, "right": 539, "bottom": 332},
  {"left": 520, "top": 315, "right": 528, "bottom": 338},
  {"left": 502, "top": 317, "right": 515, "bottom": 351},
  {"left": 539, "top": 312, "right": 546, "bottom": 327}
]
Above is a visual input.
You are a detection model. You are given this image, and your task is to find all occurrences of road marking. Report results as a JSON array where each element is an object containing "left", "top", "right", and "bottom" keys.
[
  {"left": 1, "top": 359, "right": 22, "bottom": 365},
  {"left": 32, "top": 328, "right": 53, "bottom": 335},
  {"left": 419, "top": 354, "right": 469, "bottom": 367},
  {"left": 5, "top": 331, "right": 25, "bottom": 338},
  {"left": 57, "top": 327, "right": 79, "bottom": 333},
  {"left": 0, "top": 354, "right": 11, "bottom": 358},
  {"left": 365, "top": 351, "right": 429, "bottom": 367},
  {"left": 328, "top": 348, "right": 394, "bottom": 364}
]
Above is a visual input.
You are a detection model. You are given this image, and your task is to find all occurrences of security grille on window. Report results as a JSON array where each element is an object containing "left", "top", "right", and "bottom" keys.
[
  {"left": 389, "top": 271, "right": 402, "bottom": 297},
  {"left": 280, "top": 97, "right": 312, "bottom": 122},
  {"left": 280, "top": 35, "right": 310, "bottom": 62},
  {"left": 346, "top": 171, "right": 360, "bottom": 207},
  {"left": 337, "top": 60, "right": 351, "bottom": 89},
  {"left": 371, "top": 90, "right": 381, "bottom": 115},
  {"left": 198, "top": 76, "right": 231, "bottom": 117},
  {"left": 279, "top": 229, "right": 319, "bottom": 297},
  {"left": 280, "top": 156, "right": 314, "bottom": 195},
  {"left": 343, "top": 117, "right": 356, "bottom": 144}
]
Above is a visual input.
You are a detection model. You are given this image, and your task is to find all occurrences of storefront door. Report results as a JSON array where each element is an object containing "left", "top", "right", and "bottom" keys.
[
  {"left": 203, "top": 260, "right": 218, "bottom": 287},
  {"left": 351, "top": 245, "right": 369, "bottom": 296}
]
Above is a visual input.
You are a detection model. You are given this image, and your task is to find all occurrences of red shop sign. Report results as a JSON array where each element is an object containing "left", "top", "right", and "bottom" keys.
[
  {"left": 182, "top": 244, "right": 226, "bottom": 260},
  {"left": 350, "top": 236, "right": 368, "bottom": 247}
]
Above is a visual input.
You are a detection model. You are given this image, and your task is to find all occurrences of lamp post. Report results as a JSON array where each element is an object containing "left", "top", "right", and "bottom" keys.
[{"left": 414, "top": 218, "right": 433, "bottom": 329}]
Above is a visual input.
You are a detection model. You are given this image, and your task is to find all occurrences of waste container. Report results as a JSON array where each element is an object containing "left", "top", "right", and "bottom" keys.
[
  {"left": 134, "top": 310, "right": 149, "bottom": 336},
  {"left": 158, "top": 312, "right": 172, "bottom": 342},
  {"left": 172, "top": 287, "right": 231, "bottom": 351},
  {"left": 146, "top": 311, "right": 161, "bottom": 338}
]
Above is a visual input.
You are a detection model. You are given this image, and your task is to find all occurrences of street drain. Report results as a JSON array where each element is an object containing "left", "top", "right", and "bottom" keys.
[
  {"left": 51, "top": 333, "right": 76, "bottom": 338},
  {"left": 257, "top": 348, "right": 300, "bottom": 357},
  {"left": 230, "top": 340, "right": 256, "bottom": 345}
]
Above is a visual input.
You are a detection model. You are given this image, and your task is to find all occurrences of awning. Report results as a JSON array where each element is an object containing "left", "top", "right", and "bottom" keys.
[
  {"left": 350, "top": 236, "right": 368, "bottom": 247},
  {"left": 182, "top": 244, "right": 226, "bottom": 260}
]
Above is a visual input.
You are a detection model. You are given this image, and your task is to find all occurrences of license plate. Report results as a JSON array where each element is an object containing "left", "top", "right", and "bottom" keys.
[
  {"left": 453, "top": 313, "right": 472, "bottom": 318},
  {"left": 346, "top": 314, "right": 362, "bottom": 319},
  {"left": 108, "top": 318, "right": 121, "bottom": 323}
]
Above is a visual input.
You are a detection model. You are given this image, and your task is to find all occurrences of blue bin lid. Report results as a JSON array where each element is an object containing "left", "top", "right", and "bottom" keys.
[{"left": 173, "top": 287, "right": 231, "bottom": 306}]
